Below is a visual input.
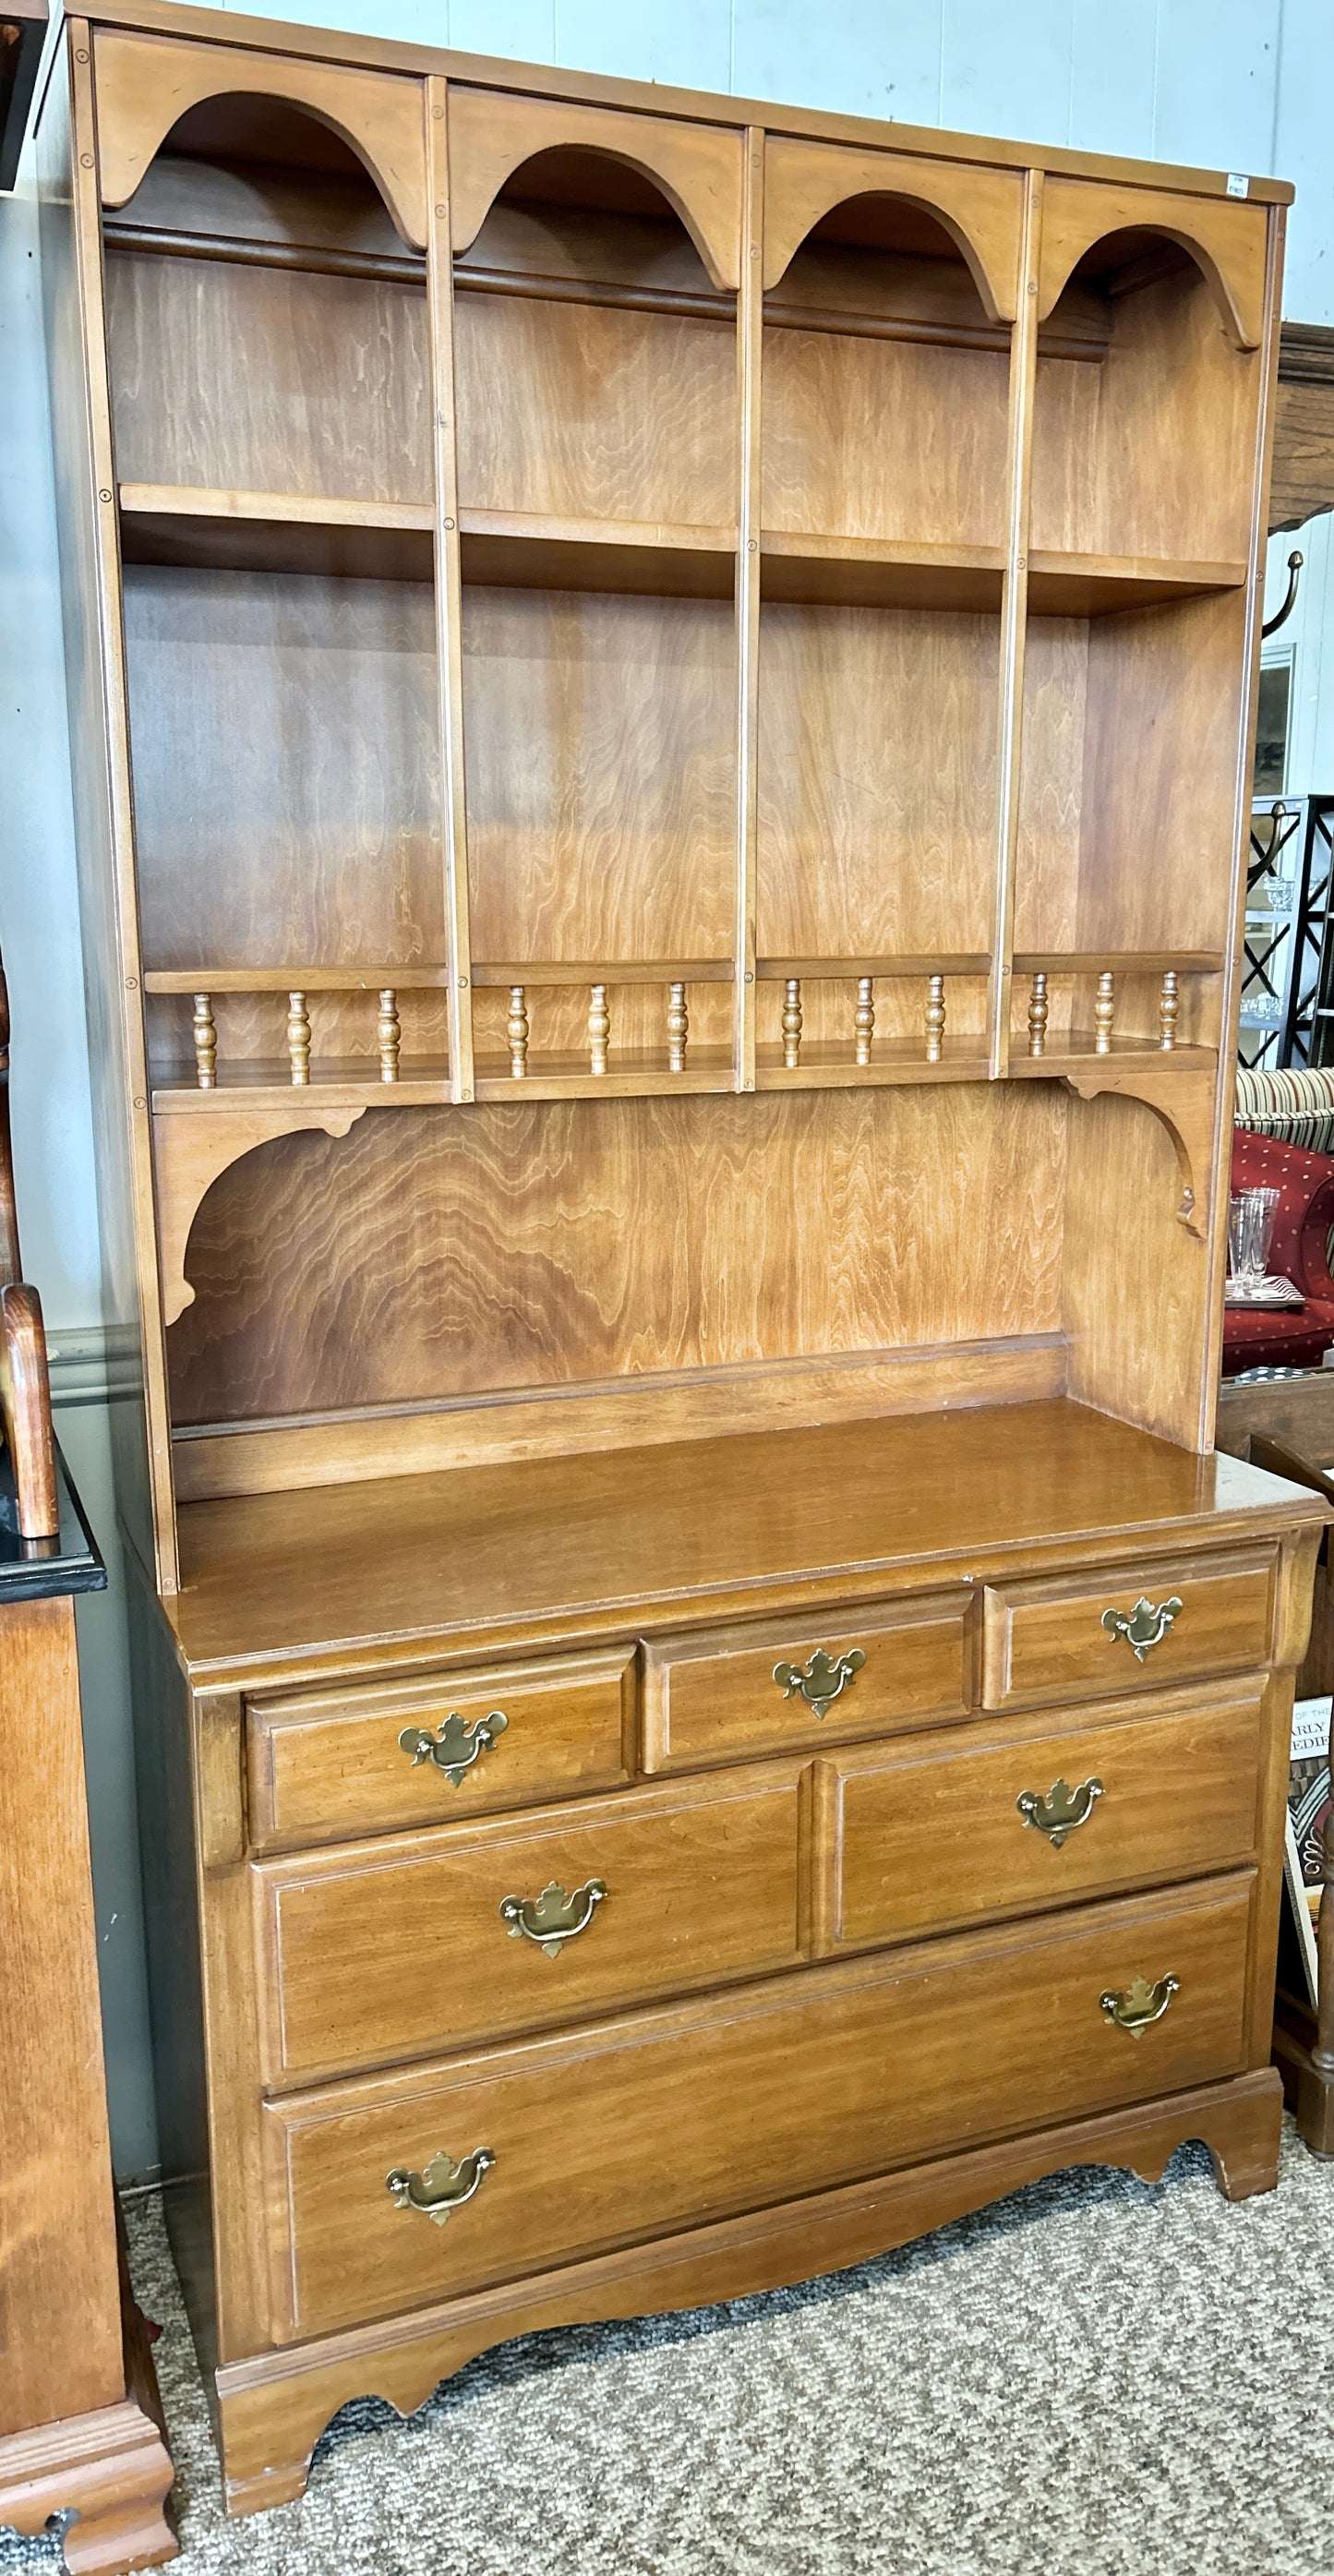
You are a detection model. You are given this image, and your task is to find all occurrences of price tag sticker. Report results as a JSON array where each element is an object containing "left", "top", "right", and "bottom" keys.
[{"left": 1226, "top": 172, "right": 1250, "bottom": 199}]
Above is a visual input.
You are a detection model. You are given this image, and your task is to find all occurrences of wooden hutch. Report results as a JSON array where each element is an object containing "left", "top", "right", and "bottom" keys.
[{"left": 38, "top": 1, "right": 1330, "bottom": 2515}]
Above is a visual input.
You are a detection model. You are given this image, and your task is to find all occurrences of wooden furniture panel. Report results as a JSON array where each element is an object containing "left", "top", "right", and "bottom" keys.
[
  {"left": 761, "top": 134, "right": 1024, "bottom": 317},
  {"left": 105, "top": 255, "right": 432, "bottom": 506},
  {"left": 164, "top": 1089, "right": 1067, "bottom": 1430},
  {"left": 642, "top": 1594, "right": 972, "bottom": 1771},
  {"left": 246, "top": 1649, "right": 635, "bottom": 1848},
  {"left": 92, "top": 27, "right": 430, "bottom": 247},
  {"left": 446, "top": 87, "right": 744, "bottom": 291},
  {"left": 462, "top": 586, "right": 736, "bottom": 969},
  {"left": 819, "top": 1679, "right": 1265, "bottom": 1950},
  {"left": 254, "top": 1761, "right": 806, "bottom": 2083},
  {"left": 264, "top": 1874, "right": 1254, "bottom": 2340},
  {"left": 761, "top": 329, "right": 1008, "bottom": 550},
  {"left": 455, "top": 295, "right": 737, "bottom": 529},
  {"left": 982, "top": 1547, "right": 1275, "bottom": 1710},
  {"left": 123, "top": 566, "right": 442, "bottom": 975},
  {"left": 756, "top": 603, "right": 999, "bottom": 984}
]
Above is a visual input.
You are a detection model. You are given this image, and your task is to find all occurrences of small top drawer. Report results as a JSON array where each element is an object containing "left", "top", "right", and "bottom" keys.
[
  {"left": 642, "top": 1593, "right": 972, "bottom": 1771},
  {"left": 246, "top": 1650, "right": 635, "bottom": 1850},
  {"left": 981, "top": 1548, "right": 1275, "bottom": 1710}
]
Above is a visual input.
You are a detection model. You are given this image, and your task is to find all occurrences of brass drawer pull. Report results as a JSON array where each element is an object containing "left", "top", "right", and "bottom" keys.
[
  {"left": 499, "top": 1876, "right": 607, "bottom": 1959},
  {"left": 398, "top": 1709, "right": 508, "bottom": 1784},
  {"left": 1100, "top": 1596, "right": 1183, "bottom": 1661},
  {"left": 386, "top": 2146, "right": 495, "bottom": 2225},
  {"left": 1100, "top": 1972, "right": 1180, "bottom": 2038},
  {"left": 772, "top": 1645, "right": 866, "bottom": 1718},
  {"left": 1016, "top": 1775, "right": 1103, "bottom": 1848}
]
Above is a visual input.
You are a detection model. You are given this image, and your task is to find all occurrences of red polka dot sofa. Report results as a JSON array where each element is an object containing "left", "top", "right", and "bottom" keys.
[{"left": 1225, "top": 1069, "right": 1334, "bottom": 1374}]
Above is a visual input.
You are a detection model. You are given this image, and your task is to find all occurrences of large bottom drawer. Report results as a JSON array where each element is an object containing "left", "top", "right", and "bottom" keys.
[{"left": 262, "top": 1872, "right": 1253, "bottom": 2340}]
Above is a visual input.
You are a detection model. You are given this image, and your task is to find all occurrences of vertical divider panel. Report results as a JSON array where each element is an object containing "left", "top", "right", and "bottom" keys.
[
  {"left": 1196, "top": 200, "right": 1288, "bottom": 1446},
  {"left": 733, "top": 128, "right": 764, "bottom": 1093},
  {"left": 66, "top": 27, "right": 179, "bottom": 1591},
  {"left": 427, "top": 76, "right": 475, "bottom": 1103},
  {"left": 988, "top": 169, "right": 1044, "bottom": 1082}
]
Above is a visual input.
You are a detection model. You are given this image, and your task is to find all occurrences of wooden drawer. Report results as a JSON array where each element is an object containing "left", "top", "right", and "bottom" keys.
[
  {"left": 642, "top": 1594, "right": 972, "bottom": 1772},
  {"left": 246, "top": 1650, "right": 635, "bottom": 1849},
  {"left": 253, "top": 1762, "right": 806, "bottom": 2085},
  {"left": 981, "top": 1548, "right": 1275, "bottom": 1711},
  {"left": 262, "top": 1874, "right": 1252, "bottom": 2339},
  {"left": 817, "top": 1678, "right": 1266, "bottom": 1953}
]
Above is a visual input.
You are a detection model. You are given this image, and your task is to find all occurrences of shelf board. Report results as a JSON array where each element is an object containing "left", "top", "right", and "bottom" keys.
[
  {"left": 1012, "top": 952, "right": 1226, "bottom": 976},
  {"left": 1009, "top": 1041, "right": 1217, "bottom": 1076},
  {"left": 475, "top": 1050, "right": 734, "bottom": 1100},
  {"left": 145, "top": 965, "right": 451, "bottom": 994},
  {"left": 1026, "top": 554, "right": 1247, "bottom": 617},
  {"left": 472, "top": 958, "right": 734, "bottom": 988},
  {"left": 757, "top": 955, "right": 991, "bottom": 981},
  {"left": 459, "top": 510, "right": 738, "bottom": 599},
  {"left": 119, "top": 486, "right": 436, "bottom": 582},
  {"left": 760, "top": 534, "right": 1006, "bottom": 613},
  {"left": 150, "top": 1061, "right": 452, "bottom": 1110},
  {"left": 756, "top": 1039, "right": 990, "bottom": 1088}
]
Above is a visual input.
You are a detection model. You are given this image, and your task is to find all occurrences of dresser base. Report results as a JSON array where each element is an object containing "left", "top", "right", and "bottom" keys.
[
  {"left": 212, "top": 2066, "right": 1281, "bottom": 2517},
  {"left": 0, "top": 2398, "right": 175, "bottom": 2573}
]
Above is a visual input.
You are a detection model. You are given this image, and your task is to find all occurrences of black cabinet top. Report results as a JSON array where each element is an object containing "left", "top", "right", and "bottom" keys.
[{"left": 0, "top": 1444, "right": 105, "bottom": 1602}]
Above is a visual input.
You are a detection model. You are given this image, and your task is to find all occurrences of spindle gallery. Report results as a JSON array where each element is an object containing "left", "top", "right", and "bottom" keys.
[{"left": 41, "top": 13, "right": 1320, "bottom": 2531}]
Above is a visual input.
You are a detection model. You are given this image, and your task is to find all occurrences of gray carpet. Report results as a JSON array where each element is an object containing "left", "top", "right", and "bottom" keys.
[{"left": 3, "top": 2120, "right": 1331, "bottom": 2573}]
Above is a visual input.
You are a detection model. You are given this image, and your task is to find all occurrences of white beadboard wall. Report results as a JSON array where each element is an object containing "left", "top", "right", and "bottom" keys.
[{"left": 2, "top": 0, "right": 1332, "bottom": 2175}]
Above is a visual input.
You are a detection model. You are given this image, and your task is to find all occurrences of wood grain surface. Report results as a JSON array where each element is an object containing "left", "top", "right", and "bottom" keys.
[
  {"left": 164, "top": 1085, "right": 1066, "bottom": 1425},
  {"left": 124, "top": 566, "right": 442, "bottom": 973},
  {"left": 107, "top": 253, "right": 432, "bottom": 503}
]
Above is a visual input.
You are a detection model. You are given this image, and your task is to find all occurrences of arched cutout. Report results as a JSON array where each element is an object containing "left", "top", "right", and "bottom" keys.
[
  {"left": 92, "top": 28, "right": 428, "bottom": 249},
  {"left": 763, "top": 135, "right": 1022, "bottom": 321},
  {"left": 1038, "top": 177, "right": 1267, "bottom": 352},
  {"left": 448, "top": 87, "right": 742, "bottom": 293}
]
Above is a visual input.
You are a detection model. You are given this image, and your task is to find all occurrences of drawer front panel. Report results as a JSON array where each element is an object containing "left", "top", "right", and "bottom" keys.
[
  {"left": 255, "top": 1763, "right": 805, "bottom": 2084},
  {"left": 265, "top": 1876, "right": 1252, "bottom": 2339},
  {"left": 643, "top": 1595, "right": 972, "bottom": 1772},
  {"left": 821, "top": 1679, "right": 1266, "bottom": 1952},
  {"left": 981, "top": 1550, "right": 1275, "bottom": 1711},
  {"left": 246, "top": 1650, "right": 635, "bottom": 1849}
]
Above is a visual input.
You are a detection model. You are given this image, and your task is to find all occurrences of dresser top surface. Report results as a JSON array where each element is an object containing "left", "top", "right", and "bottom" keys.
[{"left": 169, "top": 1397, "right": 1327, "bottom": 1681}]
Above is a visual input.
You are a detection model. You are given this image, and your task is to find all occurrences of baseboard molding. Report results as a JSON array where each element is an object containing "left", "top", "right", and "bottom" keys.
[{"left": 44, "top": 1323, "right": 140, "bottom": 1411}]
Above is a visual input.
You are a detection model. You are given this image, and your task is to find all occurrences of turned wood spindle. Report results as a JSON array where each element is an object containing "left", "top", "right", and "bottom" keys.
[
  {"left": 191, "top": 992, "right": 216, "bottom": 1089},
  {"left": 1027, "top": 972, "right": 1048, "bottom": 1059},
  {"left": 286, "top": 991, "right": 311, "bottom": 1087},
  {"left": 378, "top": 989, "right": 401, "bottom": 1084},
  {"left": 667, "top": 982, "right": 688, "bottom": 1074},
  {"left": 508, "top": 985, "right": 529, "bottom": 1078},
  {"left": 782, "top": 978, "right": 803, "bottom": 1069},
  {"left": 854, "top": 977, "right": 874, "bottom": 1066},
  {"left": 925, "top": 974, "right": 945, "bottom": 1065},
  {"left": 589, "top": 983, "right": 610, "bottom": 1077},
  {"left": 1093, "top": 970, "right": 1115, "bottom": 1055},
  {"left": 1159, "top": 969, "right": 1179, "bottom": 1053}
]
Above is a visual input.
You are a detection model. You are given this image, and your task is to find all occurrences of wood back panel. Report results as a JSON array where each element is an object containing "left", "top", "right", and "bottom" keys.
[
  {"left": 463, "top": 586, "right": 736, "bottom": 969},
  {"left": 164, "top": 1085, "right": 1067, "bottom": 1426},
  {"left": 124, "top": 564, "right": 442, "bottom": 972},
  {"left": 106, "top": 251, "right": 432, "bottom": 503},
  {"left": 1031, "top": 263, "right": 1259, "bottom": 564}
]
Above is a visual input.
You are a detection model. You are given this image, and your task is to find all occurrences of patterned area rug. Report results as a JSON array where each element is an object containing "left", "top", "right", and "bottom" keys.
[{"left": 3, "top": 2118, "right": 1331, "bottom": 2574}]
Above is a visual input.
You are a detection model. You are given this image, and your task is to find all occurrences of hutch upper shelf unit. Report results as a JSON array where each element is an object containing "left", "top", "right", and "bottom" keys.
[{"left": 40, "top": 1, "right": 1328, "bottom": 2521}]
